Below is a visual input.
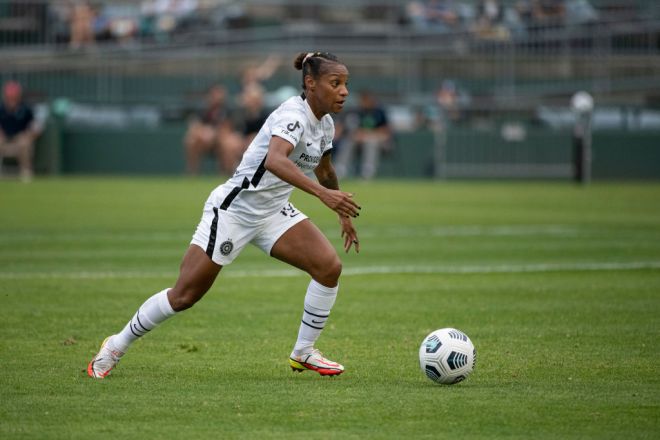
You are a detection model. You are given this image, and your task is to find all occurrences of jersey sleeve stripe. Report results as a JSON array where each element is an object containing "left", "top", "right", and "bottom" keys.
[
  {"left": 220, "top": 177, "right": 250, "bottom": 211},
  {"left": 250, "top": 155, "right": 268, "bottom": 187},
  {"left": 220, "top": 154, "right": 269, "bottom": 212}
]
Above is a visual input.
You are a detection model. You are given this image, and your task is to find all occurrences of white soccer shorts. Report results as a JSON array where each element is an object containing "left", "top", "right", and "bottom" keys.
[{"left": 190, "top": 201, "right": 308, "bottom": 266}]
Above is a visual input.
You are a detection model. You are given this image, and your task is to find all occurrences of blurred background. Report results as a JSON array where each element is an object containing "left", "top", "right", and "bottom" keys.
[{"left": 1, "top": 0, "right": 659, "bottom": 180}]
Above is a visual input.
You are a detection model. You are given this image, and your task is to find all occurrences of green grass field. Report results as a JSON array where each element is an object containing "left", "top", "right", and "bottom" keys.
[{"left": 1, "top": 178, "right": 659, "bottom": 439}]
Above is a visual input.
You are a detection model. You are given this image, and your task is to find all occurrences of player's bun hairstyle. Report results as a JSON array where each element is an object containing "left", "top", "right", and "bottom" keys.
[{"left": 294, "top": 51, "right": 341, "bottom": 94}]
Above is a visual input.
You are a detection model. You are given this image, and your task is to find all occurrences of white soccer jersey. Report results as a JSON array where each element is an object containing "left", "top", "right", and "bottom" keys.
[{"left": 209, "top": 95, "right": 335, "bottom": 222}]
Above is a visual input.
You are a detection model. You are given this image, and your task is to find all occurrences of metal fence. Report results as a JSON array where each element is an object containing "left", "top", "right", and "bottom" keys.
[
  {"left": 2, "top": 2, "right": 658, "bottom": 96},
  {"left": 3, "top": 19, "right": 659, "bottom": 106}
]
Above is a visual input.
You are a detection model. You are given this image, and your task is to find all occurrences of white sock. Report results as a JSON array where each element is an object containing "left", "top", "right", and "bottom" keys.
[
  {"left": 111, "top": 289, "right": 176, "bottom": 353},
  {"left": 292, "top": 280, "right": 338, "bottom": 356}
]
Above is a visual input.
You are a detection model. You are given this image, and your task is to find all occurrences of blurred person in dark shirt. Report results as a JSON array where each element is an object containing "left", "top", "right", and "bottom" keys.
[
  {"left": 184, "top": 84, "right": 243, "bottom": 176},
  {"left": 236, "top": 86, "right": 269, "bottom": 149},
  {"left": 0, "top": 81, "right": 40, "bottom": 182},
  {"left": 334, "top": 90, "right": 392, "bottom": 180}
]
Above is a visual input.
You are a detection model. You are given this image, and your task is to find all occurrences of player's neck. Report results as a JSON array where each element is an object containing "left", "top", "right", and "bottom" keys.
[{"left": 304, "top": 96, "right": 325, "bottom": 121}]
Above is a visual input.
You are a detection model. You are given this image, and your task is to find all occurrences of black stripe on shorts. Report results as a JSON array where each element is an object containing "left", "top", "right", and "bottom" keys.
[{"left": 206, "top": 207, "right": 219, "bottom": 258}]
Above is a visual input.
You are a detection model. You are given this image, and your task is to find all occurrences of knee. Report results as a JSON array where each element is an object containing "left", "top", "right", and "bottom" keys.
[
  {"left": 168, "top": 286, "right": 204, "bottom": 312},
  {"left": 313, "top": 256, "right": 342, "bottom": 287}
]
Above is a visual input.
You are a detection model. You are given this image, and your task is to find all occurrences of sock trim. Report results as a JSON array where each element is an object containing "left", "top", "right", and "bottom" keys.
[
  {"left": 301, "top": 319, "right": 324, "bottom": 330},
  {"left": 134, "top": 309, "right": 153, "bottom": 333},
  {"left": 303, "top": 308, "right": 329, "bottom": 318},
  {"left": 157, "top": 289, "right": 176, "bottom": 317},
  {"left": 310, "top": 279, "right": 338, "bottom": 294}
]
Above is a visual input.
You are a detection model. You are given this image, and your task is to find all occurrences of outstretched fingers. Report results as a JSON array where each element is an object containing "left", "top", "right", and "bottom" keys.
[{"left": 340, "top": 218, "right": 360, "bottom": 254}]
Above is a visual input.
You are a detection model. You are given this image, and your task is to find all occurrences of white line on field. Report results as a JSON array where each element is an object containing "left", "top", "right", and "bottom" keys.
[
  {"left": 0, "top": 261, "right": 658, "bottom": 280},
  {"left": 342, "top": 261, "right": 660, "bottom": 275},
  {"left": 0, "top": 224, "right": 585, "bottom": 243}
]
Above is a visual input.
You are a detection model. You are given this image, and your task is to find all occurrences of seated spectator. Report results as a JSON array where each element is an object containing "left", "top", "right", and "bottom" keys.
[
  {"left": 140, "top": 0, "right": 199, "bottom": 42},
  {"left": 407, "top": 0, "right": 461, "bottom": 33},
  {"left": 565, "top": 0, "right": 598, "bottom": 25},
  {"left": 436, "top": 79, "right": 461, "bottom": 123},
  {"left": 69, "top": 1, "right": 96, "bottom": 49},
  {"left": 512, "top": 0, "right": 535, "bottom": 27},
  {"left": 501, "top": 1, "right": 530, "bottom": 39},
  {"left": 472, "top": 0, "right": 511, "bottom": 40},
  {"left": 531, "top": 0, "right": 566, "bottom": 27},
  {"left": 0, "top": 81, "right": 41, "bottom": 182},
  {"left": 184, "top": 84, "right": 243, "bottom": 175},
  {"left": 334, "top": 91, "right": 392, "bottom": 180}
]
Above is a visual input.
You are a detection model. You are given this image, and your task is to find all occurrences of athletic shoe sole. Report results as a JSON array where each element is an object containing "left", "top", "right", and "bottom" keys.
[{"left": 289, "top": 358, "right": 344, "bottom": 376}]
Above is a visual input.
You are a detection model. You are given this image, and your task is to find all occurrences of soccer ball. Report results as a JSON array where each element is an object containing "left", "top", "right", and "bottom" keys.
[{"left": 419, "top": 328, "right": 476, "bottom": 384}]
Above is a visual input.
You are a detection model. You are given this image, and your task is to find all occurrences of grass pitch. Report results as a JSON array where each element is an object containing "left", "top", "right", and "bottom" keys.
[{"left": 0, "top": 178, "right": 659, "bottom": 439}]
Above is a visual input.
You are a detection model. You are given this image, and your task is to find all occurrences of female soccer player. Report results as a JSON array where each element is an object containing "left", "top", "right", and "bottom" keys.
[{"left": 88, "top": 52, "right": 360, "bottom": 378}]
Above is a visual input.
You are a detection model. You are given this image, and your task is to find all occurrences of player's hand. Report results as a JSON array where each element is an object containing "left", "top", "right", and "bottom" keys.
[
  {"left": 319, "top": 189, "right": 361, "bottom": 219},
  {"left": 340, "top": 216, "right": 360, "bottom": 254}
]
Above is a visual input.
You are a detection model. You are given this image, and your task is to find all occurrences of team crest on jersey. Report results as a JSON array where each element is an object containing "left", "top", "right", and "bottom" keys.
[{"left": 220, "top": 240, "right": 233, "bottom": 256}]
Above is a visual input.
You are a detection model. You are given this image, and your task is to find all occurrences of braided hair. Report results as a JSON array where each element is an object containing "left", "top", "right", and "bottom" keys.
[{"left": 293, "top": 51, "right": 342, "bottom": 97}]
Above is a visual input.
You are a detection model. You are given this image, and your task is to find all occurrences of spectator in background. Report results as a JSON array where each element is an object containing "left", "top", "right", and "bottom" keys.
[
  {"left": 236, "top": 86, "right": 269, "bottom": 149},
  {"left": 236, "top": 56, "right": 281, "bottom": 136},
  {"left": 240, "top": 55, "right": 281, "bottom": 97},
  {"left": 334, "top": 91, "right": 392, "bottom": 180},
  {"left": 531, "top": 0, "right": 566, "bottom": 27},
  {"left": 436, "top": 79, "right": 463, "bottom": 123},
  {"left": 0, "top": 81, "right": 40, "bottom": 182},
  {"left": 141, "top": 0, "right": 199, "bottom": 42},
  {"left": 184, "top": 84, "right": 243, "bottom": 176},
  {"left": 69, "top": 0, "right": 95, "bottom": 49},
  {"left": 426, "top": 79, "right": 469, "bottom": 146},
  {"left": 472, "top": 0, "right": 511, "bottom": 40},
  {"left": 512, "top": 0, "right": 534, "bottom": 27},
  {"left": 565, "top": 0, "right": 598, "bottom": 25},
  {"left": 500, "top": 1, "right": 530, "bottom": 38},
  {"left": 407, "top": 0, "right": 460, "bottom": 32}
]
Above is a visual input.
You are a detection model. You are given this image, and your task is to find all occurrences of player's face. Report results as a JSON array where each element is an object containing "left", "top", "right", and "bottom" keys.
[{"left": 308, "top": 63, "right": 349, "bottom": 117}]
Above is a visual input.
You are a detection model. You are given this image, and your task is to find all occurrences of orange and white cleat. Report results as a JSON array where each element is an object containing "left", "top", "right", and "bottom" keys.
[
  {"left": 289, "top": 349, "right": 344, "bottom": 376},
  {"left": 87, "top": 336, "right": 124, "bottom": 379}
]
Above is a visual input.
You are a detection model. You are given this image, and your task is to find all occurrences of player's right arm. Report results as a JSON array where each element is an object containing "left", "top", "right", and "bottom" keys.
[{"left": 264, "top": 136, "right": 360, "bottom": 219}]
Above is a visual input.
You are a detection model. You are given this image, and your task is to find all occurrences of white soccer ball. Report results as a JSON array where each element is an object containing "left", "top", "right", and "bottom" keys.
[{"left": 419, "top": 328, "right": 476, "bottom": 384}]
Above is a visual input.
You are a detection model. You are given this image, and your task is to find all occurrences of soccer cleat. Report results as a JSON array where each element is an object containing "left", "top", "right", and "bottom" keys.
[
  {"left": 289, "top": 349, "right": 344, "bottom": 376},
  {"left": 87, "top": 336, "right": 124, "bottom": 379}
]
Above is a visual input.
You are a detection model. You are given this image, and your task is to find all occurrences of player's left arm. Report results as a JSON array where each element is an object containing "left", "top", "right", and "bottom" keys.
[{"left": 315, "top": 153, "right": 360, "bottom": 254}]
